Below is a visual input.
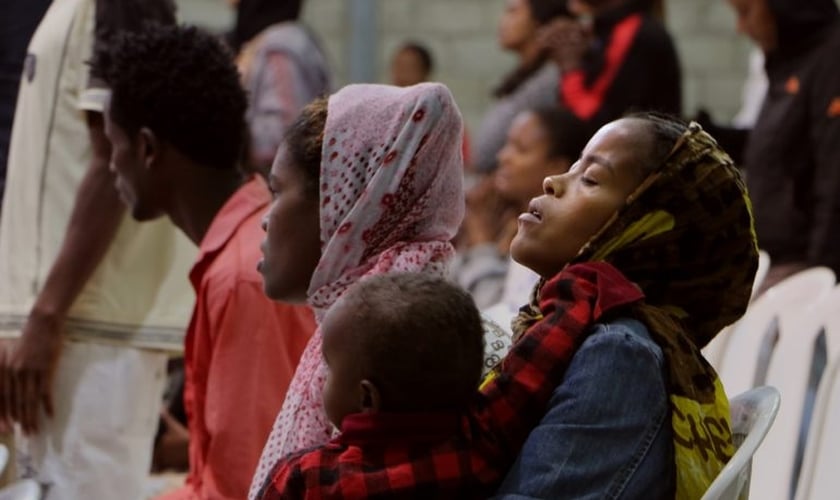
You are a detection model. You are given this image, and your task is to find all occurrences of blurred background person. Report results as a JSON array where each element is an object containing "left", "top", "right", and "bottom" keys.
[
  {"left": 453, "top": 107, "right": 591, "bottom": 310},
  {"left": 0, "top": 1, "right": 195, "bottom": 498},
  {"left": 471, "top": 0, "right": 569, "bottom": 174},
  {"left": 389, "top": 40, "right": 472, "bottom": 166},
  {"left": 389, "top": 41, "right": 433, "bottom": 87},
  {"left": 231, "top": 0, "right": 332, "bottom": 175},
  {"left": 726, "top": 0, "right": 840, "bottom": 290},
  {"left": 541, "top": 0, "right": 681, "bottom": 125},
  {"left": 0, "top": 0, "right": 51, "bottom": 207}
]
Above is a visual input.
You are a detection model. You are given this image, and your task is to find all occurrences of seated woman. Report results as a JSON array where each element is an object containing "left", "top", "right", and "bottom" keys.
[
  {"left": 248, "top": 82, "right": 465, "bottom": 498},
  {"left": 256, "top": 114, "right": 757, "bottom": 499},
  {"left": 454, "top": 107, "right": 591, "bottom": 311},
  {"left": 495, "top": 113, "right": 758, "bottom": 498}
]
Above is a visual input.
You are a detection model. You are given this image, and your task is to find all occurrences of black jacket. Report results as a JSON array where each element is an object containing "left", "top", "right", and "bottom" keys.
[
  {"left": 746, "top": 0, "right": 840, "bottom": 271},
  {"left": 560, "top": 0, "right": 681, "bottom": 126}
]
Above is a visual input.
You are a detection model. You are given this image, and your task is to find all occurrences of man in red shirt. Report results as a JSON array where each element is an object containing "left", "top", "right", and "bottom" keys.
[{"left": 93, "top": 25, "right": 316, "bottom": 499}]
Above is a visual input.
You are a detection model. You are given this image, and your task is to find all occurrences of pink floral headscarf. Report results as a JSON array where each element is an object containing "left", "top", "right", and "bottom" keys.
[{"left": 250, "top": 83, "right": 464, "bottom": 497}]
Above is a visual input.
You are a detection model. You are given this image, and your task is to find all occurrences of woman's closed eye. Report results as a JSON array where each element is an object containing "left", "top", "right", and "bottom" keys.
[{"left": 580, "top": 176, "right": 598, "bottom": 187}]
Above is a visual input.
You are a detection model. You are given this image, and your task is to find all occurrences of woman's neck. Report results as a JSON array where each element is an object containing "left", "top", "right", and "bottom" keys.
[{"left": 517, "top": 38, "right": 543, "bottom": 67}]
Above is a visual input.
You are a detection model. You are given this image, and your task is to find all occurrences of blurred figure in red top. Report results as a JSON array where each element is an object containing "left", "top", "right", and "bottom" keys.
[{"left": 540, "top": 0, "right": 681, "bottom": 125}]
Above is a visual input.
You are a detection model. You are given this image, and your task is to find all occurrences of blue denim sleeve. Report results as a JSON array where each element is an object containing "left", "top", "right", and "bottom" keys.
[{"left": 494, "top": 318, "right": 675, "bottom": 500}]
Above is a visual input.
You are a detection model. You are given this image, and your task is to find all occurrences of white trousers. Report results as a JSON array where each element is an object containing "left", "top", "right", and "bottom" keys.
[{"left": 17, "top": 340, "right": 167, "bottom": 500}]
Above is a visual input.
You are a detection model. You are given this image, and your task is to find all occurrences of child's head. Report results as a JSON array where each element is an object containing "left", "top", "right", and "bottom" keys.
[
  {"left": 390, "top": 42, "right": 434, "bottom": 87},
  {"left": 495, "top": 107, "right": 593, "bottom": 206},
  {"left": 319, "top": 273, "right": 484, "bottom": 427}
]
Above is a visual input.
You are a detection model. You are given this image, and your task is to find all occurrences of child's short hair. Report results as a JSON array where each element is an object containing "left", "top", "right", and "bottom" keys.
[{"left": 339, "top": 273, "right": 484, "bottom": 413}]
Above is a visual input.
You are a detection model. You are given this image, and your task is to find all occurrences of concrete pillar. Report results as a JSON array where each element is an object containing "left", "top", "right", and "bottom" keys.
[{"left": 348, "top": 0, "right": 378, "bottom": 83}]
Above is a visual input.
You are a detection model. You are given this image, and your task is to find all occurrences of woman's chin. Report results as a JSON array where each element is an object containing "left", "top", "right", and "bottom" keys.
[{"left": 509, "top": 234, "right": 526, "bottom": 265}]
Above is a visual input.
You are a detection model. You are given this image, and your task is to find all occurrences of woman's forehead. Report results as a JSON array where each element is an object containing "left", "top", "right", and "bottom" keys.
[{"left": 584, "top": 119, "right": 649, "bottom": 161}]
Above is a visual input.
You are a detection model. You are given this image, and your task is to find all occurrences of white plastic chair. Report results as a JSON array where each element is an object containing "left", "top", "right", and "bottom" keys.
[
  {"left": 0, "top": 444, "right": 7, "bottom": 478},
  {"left": 701, "top": 386, "right": 781, "bottom": 500},
  {"left": 0, "top": 479, "right": 40, "bottom": 500},
  {"left": 815, "top": 285, "right": 840, "bottom": 360},
  {"left": 749, "top": 277, "right": 838, "bottom": 500},
  {"left": 716, "top": 267, "right": 835, "bottom": 398},
  {"left": 751, "top": 250, "right": 771, "bottom": 299},
  {"left": 794, "top": 356, "right": 840, "bottom": 500},
  {"left": 702, "top": 250, "right": 771, "bottom": 370}
]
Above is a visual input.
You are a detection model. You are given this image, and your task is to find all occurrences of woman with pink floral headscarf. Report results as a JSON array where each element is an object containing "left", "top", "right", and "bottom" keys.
[{"left": 250, "top": 82, "right": 465, "bottom": 498}]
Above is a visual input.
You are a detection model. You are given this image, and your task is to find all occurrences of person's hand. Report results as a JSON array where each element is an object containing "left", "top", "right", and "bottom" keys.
[
  {"left": 153, "top": 407, "right": 190, "bottom": 472},
  {"left": 538, "top": 18, "right": 591, "bottom": 72},
  {"left": 9, "top": 311, "right": 64, "bottom": 435}
]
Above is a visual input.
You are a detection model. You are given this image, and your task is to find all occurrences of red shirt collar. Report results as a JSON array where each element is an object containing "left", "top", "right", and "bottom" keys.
[{"left": 189, "top": 175, "right": 269, "bottom": 288}]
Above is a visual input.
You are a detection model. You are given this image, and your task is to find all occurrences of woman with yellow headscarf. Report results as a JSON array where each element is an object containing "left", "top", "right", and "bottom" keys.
[{"left": 491, "top": 112, "right": 758, "bottom": 499}]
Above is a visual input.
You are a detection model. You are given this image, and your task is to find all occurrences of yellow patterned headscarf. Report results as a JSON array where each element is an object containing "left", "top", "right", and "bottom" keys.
[{"left": 513, "top": 120, "right": 758, "bottom": 499}]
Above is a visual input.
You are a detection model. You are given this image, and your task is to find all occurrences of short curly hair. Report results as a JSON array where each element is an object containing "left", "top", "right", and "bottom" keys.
[
  {"left": 92, "top": 24, "right": 247, "bottom": 170},
  {"left": 335, "top": 273, "right": 485, "bottom": 413}
]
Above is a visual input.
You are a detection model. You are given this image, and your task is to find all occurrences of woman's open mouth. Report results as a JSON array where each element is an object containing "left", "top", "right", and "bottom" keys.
[{"left": 518, "top": 199, "right": 543, "bottom": 224}]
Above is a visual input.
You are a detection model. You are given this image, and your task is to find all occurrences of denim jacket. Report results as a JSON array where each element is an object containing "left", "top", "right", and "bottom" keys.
[{"left": 495, "top": 318, "right": 675, "bottom": 499}]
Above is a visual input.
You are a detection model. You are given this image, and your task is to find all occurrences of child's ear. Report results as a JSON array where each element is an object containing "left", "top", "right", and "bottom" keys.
[
  {"left": 138, "top": 126, "right": 159, "bottom": 170},
  {"left": 359, "top": 380, "right": 381, "bottom": 413}
]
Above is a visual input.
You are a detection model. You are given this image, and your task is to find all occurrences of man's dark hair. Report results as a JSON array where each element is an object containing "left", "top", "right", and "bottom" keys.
[
  {"left": 92, "top": 0, "right": 177, "bottom": 75},
  {"left": 339, "top": 273, "right": 485, "bottom": 413},
  {"left": 92, "top": 24, "right": 247, "bottom": 170},
  {"left": 399, "top": 42, "right": 434, "bottom": 77}
]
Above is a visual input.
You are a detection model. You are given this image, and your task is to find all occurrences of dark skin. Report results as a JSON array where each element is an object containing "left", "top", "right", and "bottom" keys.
[{"left": 0, "top": 111, "right": 123, "bottom": 435}]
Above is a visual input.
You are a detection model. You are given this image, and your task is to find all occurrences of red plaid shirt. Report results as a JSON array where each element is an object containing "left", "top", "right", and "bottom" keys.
[{"left": 258, "top": 262, "right": 644, "bottom": 499}]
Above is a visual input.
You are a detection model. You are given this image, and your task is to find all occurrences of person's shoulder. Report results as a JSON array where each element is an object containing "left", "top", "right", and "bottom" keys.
[
  {"left": 619, "top": 13, "right": 676, "bottom": 53},
  {"left": 269, "top": 442, "right": 350, "bottom": 491},
  {"left": 817, "top": 21, "right": 840, "bottom": 55},
  {"left": 520, "top": 63, "right": 560, "bottom": 92},
  {"left": 583, "top": 317, "right": 664, "bottom": 365}
]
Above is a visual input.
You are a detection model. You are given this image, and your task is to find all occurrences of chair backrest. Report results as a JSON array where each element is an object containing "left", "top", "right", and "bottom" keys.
[
  {"left": 816, "top": 285, "right": 840, "bottom": 361},
  {"left": 717, "top": 267, "right": 835, "bottom": 398},
  {"left": 794, "top": 356, "right": 840, "bottom": 500},
  {"left": 0, "top": 444, "right": 7, "bottom": 478},
  {"left": 749, "top": 281, "right": 837, "bottom": 500},
  {"left": 702, "top": 250, "right": 772, "bottom": 370},
  {"left": 0, "top": 479, "right": 41, "bottom": 500},
  {"left": 751, "top": 250, "right": 771, "bottom": 299},
  {"left": 701, "top": 386, "right": 781, "bottom": 500}
]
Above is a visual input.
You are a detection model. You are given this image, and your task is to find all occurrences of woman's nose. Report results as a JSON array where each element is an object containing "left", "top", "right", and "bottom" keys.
[
  {"left": 261, "top": 214, "right": 269, "bottom": 232},
  {"left": 543, "top": 175, "right": 565, "bottom": 196}
]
